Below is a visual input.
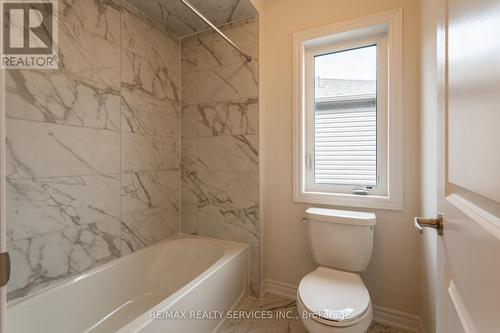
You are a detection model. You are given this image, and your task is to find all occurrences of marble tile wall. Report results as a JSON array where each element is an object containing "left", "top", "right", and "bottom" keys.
[
  {"left": 126, "top": 0, "right": 258, "bottom": 38},
  {"left": 5, "top": 0, "right": 180, "bottom": 300},
  {"left": 180, "top": 17, "right": 260, "bottom": 295}
]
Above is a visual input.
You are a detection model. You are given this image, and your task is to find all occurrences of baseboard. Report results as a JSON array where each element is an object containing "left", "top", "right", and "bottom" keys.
[
  {"left": 261, "top": 279, "right": 298, "bottom": 300},
  {"left": 261, "top": 278, "right": 425, "bottom": 333},
  {"left": 372, "top": 305, "right": 424, "bottom": 333}
]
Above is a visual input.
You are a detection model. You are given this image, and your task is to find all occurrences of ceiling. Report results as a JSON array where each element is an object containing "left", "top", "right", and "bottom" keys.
[{"left": 126, "top": 0, "right": 258, "bottom": 38}]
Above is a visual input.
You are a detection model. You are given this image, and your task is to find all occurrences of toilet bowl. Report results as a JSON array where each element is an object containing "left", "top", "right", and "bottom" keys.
[
  {"left": 297, "top": 267, "right": 372, "bottom": 333},
  {"left": 298, "top": 208, "right": 376, "bottom": 333}
]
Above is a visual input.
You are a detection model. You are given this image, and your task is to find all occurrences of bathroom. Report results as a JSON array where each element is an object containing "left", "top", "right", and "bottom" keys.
[{"left": 0, "top": 0, "right": 499, "bottom": 332}]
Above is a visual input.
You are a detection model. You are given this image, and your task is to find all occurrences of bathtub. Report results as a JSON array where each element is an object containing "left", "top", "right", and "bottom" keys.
[{"left": 7, "top": 236, "right": 250, "bottom": 333}]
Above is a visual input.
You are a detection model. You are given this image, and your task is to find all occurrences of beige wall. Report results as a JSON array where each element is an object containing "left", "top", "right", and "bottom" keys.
[
  {"left": 259, "top": 0, "right": 422, "bottom": 315},
  {"left": 419, "top": 0, "right": 439, "bottom": 331}
]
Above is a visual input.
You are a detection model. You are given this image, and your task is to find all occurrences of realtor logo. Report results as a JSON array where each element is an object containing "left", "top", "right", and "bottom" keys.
[{"left": 1, "top": 0, "right": 58, "bottom": 69}]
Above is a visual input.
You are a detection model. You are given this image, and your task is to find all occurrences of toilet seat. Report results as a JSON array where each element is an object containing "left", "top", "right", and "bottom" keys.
[{"left": 298, "top": 267, "right": 370, "bottom": 327}]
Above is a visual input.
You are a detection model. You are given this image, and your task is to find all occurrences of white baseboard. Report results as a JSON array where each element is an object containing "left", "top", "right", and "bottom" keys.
[
  {"left": 261, "top": 279, "right": 425, "bottom": 333},
  {"left": 261, "top": 279, "right": 298, "bottom": 300},
  {"left": 372, "top": 305, "right": 424, "bottom": 333}
]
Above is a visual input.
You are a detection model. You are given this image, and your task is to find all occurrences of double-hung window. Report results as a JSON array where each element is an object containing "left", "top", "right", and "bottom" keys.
[{"left": 293, "top": 10, "right": 403, "bottom": 210}]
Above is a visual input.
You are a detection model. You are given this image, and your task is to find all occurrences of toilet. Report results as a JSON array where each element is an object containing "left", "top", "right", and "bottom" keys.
[{"left": 298, "top": 208, "right": 376, "bottom": 333}]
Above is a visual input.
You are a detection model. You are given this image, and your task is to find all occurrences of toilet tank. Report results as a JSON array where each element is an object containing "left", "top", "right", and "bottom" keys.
[{"left": 305, "top": 208, "right": 376, "bottom": 272}]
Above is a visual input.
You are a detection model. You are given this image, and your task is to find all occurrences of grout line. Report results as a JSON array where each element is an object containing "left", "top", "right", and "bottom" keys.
[
  {"left": 6, "top": 117, "right": 123, "bottom": 133},
  {"left": 6, "top": 117, "right": 183, "bottom": 139},
  {"left": 6, "top": 169, "right": 180, "bottom": 182}
]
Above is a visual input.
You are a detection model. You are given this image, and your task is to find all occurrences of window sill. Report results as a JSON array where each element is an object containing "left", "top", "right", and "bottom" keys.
[{"left": 294, "top": 190, "right": 402, "bottom": 211}]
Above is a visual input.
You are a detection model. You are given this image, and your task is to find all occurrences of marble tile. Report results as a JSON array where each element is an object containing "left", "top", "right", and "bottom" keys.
[
  {"left": 180, "top": 18, "right": 260, "bottom": 297},
  {"left": 121, "top": 132, "right": 179, "bottom": 173},
  {"left": 6, "top": 119, "right": 120, "bottom": 179},
  {"left": 181, "top": 137, "right": 197, "bottom": 171},
  {"left": 222, "top": 294, "right": 305, "bottom": 333},
  {"left": 7, "top": 218, "right": 122, "bottom": 300},
  {"left": 120, "top": 5, "right": 156, "bottom": 59},
  {"left": 6, "top": 70, "right": 120, "bottom": 130},
  {"left": 180, "top": 171, "right": 198, "bottom": 234},
  {"left": 180, "top": 71, "right": 198, "bottom": 106},
  {"left": 59, "top": 21, "right": 120, "bottom": 89},
  {"left": 198, "top": 98, "right": 259, "bottom": 136},
  {"left": 181, "top": 105, "right": 198, "bottom": 138},
  {"left": 58, "top": 0, "right": 121, "bottom": 44},
  {"left": 121, "top": 89, "right": 179, "bottom": 138},
  {"left": 121, "top": 5, "right": 179, "bottom": 70},
  {"left": 222, "top": 294, "right": 414, "bottom": 333},
  {"left": 121, "top": 206, "right": 179, "bottom": 253},
  {"left": 7, "top": 174, "right": 120, "bottom": 241},
  {"left": 121, "top": 170, "right": 179, "bottom": 215},
  {"left": 121, "top": 49, "right": 180, "bottom": 103},
  {"left": 250, "top": 246, "right": 260, "bottom": 297},
  {"left": 182, "top": 171, "right": 259, "bottom": 246},
  {"left": 198, "top": 135, "right": 259, "bottom": 172},
  {"left": 125, "top": 0, "right": 257, "bottom": 38},
  {"left": 367, "top": 322, "right": 414, "bottom": 333},
  {"left": 197, "top": 61, "right": 259, "bottom": 103},
  {"left": 196, "top": 18, "right": 259, "bottom": 70},
  {"left": 5, "top": 0, "right": 184, "bottom": 303},
  {"left": 181, "top": 37, "right": 199, "bottom": 74}
]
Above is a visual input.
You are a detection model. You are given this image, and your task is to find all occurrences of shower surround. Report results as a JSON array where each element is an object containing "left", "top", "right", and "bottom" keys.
[
  {"left": 6, "top": 1, "right": 180, "bottom": 300},
  {"left": 5, "top": 0, "right": 259, "bottom": 301},
  {"left": 180, "top": 17, "right": 260, "bottom": 295}
]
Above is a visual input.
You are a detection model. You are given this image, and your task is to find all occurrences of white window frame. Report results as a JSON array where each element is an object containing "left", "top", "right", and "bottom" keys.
[
  {"left": 293, "top": 9, "right": 403, "bottom": 210},
  {"left": 305, "top": 36, "right": 387, "bottom": 196}
]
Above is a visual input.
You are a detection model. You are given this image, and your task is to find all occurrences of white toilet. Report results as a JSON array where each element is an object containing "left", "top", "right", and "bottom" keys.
[{"left": 298, "top": 208, "right": 376, "bottom": 333}]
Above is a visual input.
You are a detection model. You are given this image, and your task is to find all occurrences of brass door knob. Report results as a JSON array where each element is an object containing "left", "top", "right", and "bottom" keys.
[{"left": 414, "top": 215, "right": 443, "bottom": 236}]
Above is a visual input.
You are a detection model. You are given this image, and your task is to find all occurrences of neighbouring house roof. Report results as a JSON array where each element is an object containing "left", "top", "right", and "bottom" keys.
[{"left": 315, "top": 78, "right": 376, "bottom": 104}]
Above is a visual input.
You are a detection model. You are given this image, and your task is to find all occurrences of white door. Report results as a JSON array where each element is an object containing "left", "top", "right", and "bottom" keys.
[
  {"left": 0, "top": 67, "right": 6, "bottom": 333},
  {"left": 435, "top": 0, "right": 500, "bottom": 331}
]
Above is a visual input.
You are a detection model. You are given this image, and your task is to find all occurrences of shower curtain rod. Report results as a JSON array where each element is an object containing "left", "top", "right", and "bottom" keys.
[{"left": 180, "top": 0, "right": 253, "bottom": 62}]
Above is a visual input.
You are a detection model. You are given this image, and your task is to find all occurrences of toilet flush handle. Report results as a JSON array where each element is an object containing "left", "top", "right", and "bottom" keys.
[{"left": 301, "top": 218, "right": 309, "bottom": 225}]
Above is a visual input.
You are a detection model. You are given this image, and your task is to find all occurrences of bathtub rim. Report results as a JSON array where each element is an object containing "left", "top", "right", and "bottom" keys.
[
  {"left": 119, "top": 235, "right": 250, "bottom": 332},
  {"left": 7, "top": 234, "right": 249, "bottom": 310}
]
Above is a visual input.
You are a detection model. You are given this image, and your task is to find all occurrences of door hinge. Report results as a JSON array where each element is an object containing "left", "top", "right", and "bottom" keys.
[{"left": 0, "top": 252, "right": 10, "bottom": 287}]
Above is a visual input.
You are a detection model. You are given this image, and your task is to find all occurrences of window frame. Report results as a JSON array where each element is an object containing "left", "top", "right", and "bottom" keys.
[
  {"left": 293, "top": 9, "right": 403, "bottom": 210},
  {"left": 304, "top": 36, "right": 388, "bottom": 196}
]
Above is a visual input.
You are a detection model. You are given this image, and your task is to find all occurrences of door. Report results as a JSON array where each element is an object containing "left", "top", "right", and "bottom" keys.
[
  {"left": 436, "top": 0, "right": 500, "bottom": 331},
  {"left": 0, "top": 66, "right": 6, "bottom": 333}
]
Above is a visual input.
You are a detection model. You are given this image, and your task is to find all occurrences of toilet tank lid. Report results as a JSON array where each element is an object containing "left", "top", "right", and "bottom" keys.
[{"left": 305, "top": 208, "right": 376, "bottom": 226}]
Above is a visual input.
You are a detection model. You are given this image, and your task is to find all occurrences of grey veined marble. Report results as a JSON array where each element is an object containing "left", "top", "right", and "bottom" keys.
[
  {"left": 6, "top": 0, "right": 259, "bottom": 303},
  {"left": 180, "top": 17, "right": 260, "bottom": 296},
  {"left": 125, "top": 0, "right": 258, "bottom": 38},
  {"left": 6, "top": 0, "right": 181, "bottom": 301}
]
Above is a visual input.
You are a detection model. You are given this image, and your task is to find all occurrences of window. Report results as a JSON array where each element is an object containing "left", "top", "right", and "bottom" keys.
[{"left": 293, "top": 10, "right": 403, "bottom": 210}]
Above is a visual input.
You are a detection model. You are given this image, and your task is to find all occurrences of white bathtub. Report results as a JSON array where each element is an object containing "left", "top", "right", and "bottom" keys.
[{"left": 7, "top": 236, "right": 249, "bottom": 333}]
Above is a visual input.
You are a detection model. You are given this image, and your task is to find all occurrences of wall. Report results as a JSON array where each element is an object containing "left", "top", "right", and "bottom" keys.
[
  {"left": 260, "top": 0, "right": 422, "bottom": 315},
  {"left": 180, "top": 18, "right": 260, "bottom": 295},
  {"left": 5, "top": 0, "right": 180, "bottom": 300},
  {"left": 419, "top": 0, "right": 439, "bottom": 331}
]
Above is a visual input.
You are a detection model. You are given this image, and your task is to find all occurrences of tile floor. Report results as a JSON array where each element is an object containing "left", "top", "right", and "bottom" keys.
[{"left": 222, "top": 294, "right": 412, "bottom": 333}]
